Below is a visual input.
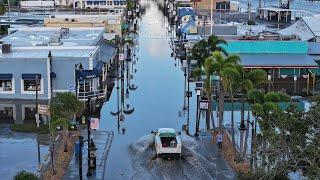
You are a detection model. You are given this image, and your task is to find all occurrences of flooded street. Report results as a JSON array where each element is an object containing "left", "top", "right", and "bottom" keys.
[
  {"left": 0, "top": 126, "right": 49, "bottom": 179},
  {"left": 99, "top": 0, "right": 216, "bottom": 179}
]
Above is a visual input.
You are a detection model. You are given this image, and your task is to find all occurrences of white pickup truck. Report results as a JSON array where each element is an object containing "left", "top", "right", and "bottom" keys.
[{"left": 151, "top": 128, "right": 182, "bottom": 158}]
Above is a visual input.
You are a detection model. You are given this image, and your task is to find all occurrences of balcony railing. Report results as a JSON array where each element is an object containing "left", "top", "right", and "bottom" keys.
[{"left": 77, "top": 88, "right": 106, "bottom": 101}]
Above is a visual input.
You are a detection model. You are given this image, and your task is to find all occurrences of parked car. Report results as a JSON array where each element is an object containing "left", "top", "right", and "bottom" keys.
[{"left": 151, "top": 128, "right": 182, "bottom": 158}]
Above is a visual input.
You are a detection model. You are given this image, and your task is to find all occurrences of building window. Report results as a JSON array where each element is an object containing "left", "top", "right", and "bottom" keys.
[
  {"left": 107, "top": 1, "right": 112, "bottom": 5},
  {"left": 0, "top": 74, "right": 14, "bottom": 94},
  {"left": 21, "top": 74, "right": 43, "bottom": 94},
  {"left": 114, "top": 1, "right": 119, "bottom": 5},
  {"left": 0, "top": 80, "right": 12, "bottom": 91},
  {"left": 23, "top": 79, "right": 41, "bottom": 91},
  {"left": 24, "top": 106, "right": 37, "bottom": 123},
  {"left": 0, "top": 106, "right": 14, "bottom": 123},
  {"left": 100, "top": 1, "right": 106, "bottom": 5},
  {"left": 87, "top": 1, "right": 93, "bottom": 5},
  {"left": 120, "top": 1, "right": 125, "bottom": 5}
]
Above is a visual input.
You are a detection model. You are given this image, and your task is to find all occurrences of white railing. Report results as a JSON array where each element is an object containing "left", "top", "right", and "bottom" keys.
[{"left": 77, "top": 88, "right": 106, "bottom": 101}]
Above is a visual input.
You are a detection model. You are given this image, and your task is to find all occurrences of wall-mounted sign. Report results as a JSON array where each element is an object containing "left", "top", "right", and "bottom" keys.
[
  {"left": 199, "top": 100, "right": 209, "bottom": 110},
  {"left": 38, "top": 105, "right": 50, "bottom": 115},
  {"left": 68, "top": 84, "right": 75, "bottom": 92}
]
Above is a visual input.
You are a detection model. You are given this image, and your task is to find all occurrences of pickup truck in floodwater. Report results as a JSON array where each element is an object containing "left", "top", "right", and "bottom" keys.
[{"left": 151, "top": 128, "right": 182, "bottom": 158}]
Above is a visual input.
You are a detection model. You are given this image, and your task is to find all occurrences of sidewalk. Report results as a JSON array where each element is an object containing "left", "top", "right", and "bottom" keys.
[
  {"left": 196, "top": 130, "right": 237, "bottom": 180},
  {"left": 63, "top": 130, "right": 113, "bottom": 180}
]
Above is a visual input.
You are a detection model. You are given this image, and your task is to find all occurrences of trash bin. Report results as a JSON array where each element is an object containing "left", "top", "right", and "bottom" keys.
[{"left": 75, "top": 141, "right": 80, "bottom": 156}]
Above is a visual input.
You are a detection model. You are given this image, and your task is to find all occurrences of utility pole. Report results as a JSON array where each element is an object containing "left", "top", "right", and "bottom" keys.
[
  {"left": 6, "top": 0, "right": 11, "bottom": 27},
  {"left": 36, "top": 74, "right": 39, "bottom": 128},
  {"left": 210, "top": 0, "right": 213, "bottom": 34}
]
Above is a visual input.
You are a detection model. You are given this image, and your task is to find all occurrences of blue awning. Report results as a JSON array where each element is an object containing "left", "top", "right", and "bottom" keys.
[
  {"left": 0, "top": 74, "right": 12, "bottom": 80},
  {"left": 77, "top": 61, "right": 105, "bottom": 80},
  {"left": 22, "top": 74, "right": 41, "bottom": 80},
  {"left": 94, "top": 61, "right": 105, "bottom": 74}
]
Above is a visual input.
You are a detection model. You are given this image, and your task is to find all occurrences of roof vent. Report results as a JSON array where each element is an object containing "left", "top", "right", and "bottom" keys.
[
  {"left": 2, "top": 44, "right": 11, "bottom": 54},
  {"left": 60, "top": 28, "right": 70, "bottom": 38}
]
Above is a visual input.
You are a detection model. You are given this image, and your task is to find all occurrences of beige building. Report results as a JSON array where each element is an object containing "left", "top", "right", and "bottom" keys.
[
  {"left": 192, "top": 0, "right": 239, "bottom": 11},
  {"left": 44, "top": 14, "right": 122, "bottom": 35}
]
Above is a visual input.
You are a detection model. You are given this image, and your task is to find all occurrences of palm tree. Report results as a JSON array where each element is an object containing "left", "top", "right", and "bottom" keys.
[
  {"left": 238, "top": 69, "right": 268, "bottom": 159},
  {"left": 0, "top": 1, "right": 5, "bottom": 15},
  {"left": 50, "top": 93, "right": 84, "bottom": 152},
  {"left": 211, "top": 51, "right": 240, "bottom": 128},
  {"left": 248, "top": 90, "right": 290, "bottom": 170},
  {"left": 190, "top": 35, "right": 228, "bottom": 130},
  {"left": 191, "top": 35, "right": 227, "bottom": 67},
  {"left": 221, "top": 67, "right": 240, "bottom": 155},
  {"left": 203, "top": 57, "right": 215, "bottom": 130}
]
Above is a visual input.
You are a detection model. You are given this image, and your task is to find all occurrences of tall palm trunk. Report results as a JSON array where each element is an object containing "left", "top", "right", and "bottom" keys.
[
  {"left": 242, "top": 106, "right": 250, "bottom": 159},
  {"left": 218, "top": 80, "right": 225, "bottom": 128},
  {"left": 230, "top": 92, "right": 236, "bottom": 155}
]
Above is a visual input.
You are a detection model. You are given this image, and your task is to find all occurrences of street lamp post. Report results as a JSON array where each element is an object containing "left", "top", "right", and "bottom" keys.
[
  {"left": 239, "top": 118, "right": 247, "bottom": 161},
  {"left": 86, "top": 96, "right": 92, "bottom": 177},
  {"left": 47, "top": 51, "right": 55, "bottom": 175}
]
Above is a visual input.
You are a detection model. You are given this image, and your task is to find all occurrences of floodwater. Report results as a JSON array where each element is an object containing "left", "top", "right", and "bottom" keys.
[
  {"left": 0, "top": 126, "right": 49, "bottom": 179},
  {"left": 99, "top": 0, "right": 217, "bottom": 179},
  {"left": 99, "top": 0, "right": 238, "bottom": 179}
]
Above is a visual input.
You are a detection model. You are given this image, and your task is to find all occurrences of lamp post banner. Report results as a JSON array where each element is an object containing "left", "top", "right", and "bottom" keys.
[{"left": 90, "top": 118, "right": 100, "bottom": 130}]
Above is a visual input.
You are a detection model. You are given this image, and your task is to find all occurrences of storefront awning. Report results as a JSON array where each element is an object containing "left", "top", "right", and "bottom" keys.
[
  {"left": 0, "top": 74, "right": 12, "bottom": 80},
  {"left": 77, "top": 61, "right": 105, "bottom": 80},
  {"left": 22, "top": 74, "right": 41, "bottom": 80}
]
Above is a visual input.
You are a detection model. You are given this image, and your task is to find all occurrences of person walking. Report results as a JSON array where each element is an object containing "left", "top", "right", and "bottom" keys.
[{"left": 216, "top": 131, "right": 223, "bottom": 149}]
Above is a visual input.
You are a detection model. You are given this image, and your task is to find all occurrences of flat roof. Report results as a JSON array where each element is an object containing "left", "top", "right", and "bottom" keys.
[
  {"left": 260, "top": 7, "right": 309, "bottom": 13},
  {"left": 1, "top": 27, "right": 104, "bottom": 47},
  {"left": 0, "top": 46, "right": 97, "bottom": 59},
  {"left": 309, "top": 42, "right": 320, "bottom": 55},
  {"left": 239, "top": 54, "right": 318, "bottom": 68},
  {"left": 222, "top": 41, "right": 308, "bottom": 54}
]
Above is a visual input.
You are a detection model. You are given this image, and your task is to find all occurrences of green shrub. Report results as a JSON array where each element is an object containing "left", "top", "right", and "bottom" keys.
[
  {"left": 247, "top": 20, "right": 256, "bottom": 25},
  {"left": 11, "top": 124, "right": 49, "bottom": 134},
  {"left": 14, "top": 171, "right": 39, "bottom": 180}
]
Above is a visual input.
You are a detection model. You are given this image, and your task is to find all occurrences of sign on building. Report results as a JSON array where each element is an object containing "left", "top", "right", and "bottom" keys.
[
  {"left": 38, "top": 105, "right": 50, "bottom": 115},
  {"left": 90, "top": 118, "right": 100, "bottom": 130},
  {"left": 68, "top": 84, "right": 75, "bottom": 92}
]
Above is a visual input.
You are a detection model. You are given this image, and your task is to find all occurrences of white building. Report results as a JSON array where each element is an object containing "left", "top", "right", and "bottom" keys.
[
  {"left": 278, "top": 16, "right": 320, "bottom": 42},
  {"left": 20, "top": 0, "right": 54, "bottom": 9},
  {"left": 73, "top": 0, "right": 126, "bottom": 11},
  {"left": 55, "top": 0, "right": 74, "bottom": 7}
]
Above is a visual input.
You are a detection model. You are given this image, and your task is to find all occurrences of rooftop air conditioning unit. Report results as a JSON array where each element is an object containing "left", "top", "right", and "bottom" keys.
[
  {"left": 2, "top": 44, "right": 11, "bottom": 54},
  {"left": 60, "top": 27, "right": 70, "bottom": 37}
]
